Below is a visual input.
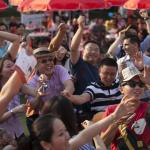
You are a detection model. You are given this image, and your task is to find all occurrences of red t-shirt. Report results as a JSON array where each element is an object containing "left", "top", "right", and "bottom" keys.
[{"left": 103, "top": 101, "right": 150, "bottom": 150}]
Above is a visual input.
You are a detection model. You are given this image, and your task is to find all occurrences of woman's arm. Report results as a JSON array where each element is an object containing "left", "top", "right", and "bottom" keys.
[
  {"left": 0, "top": 71, "right": 23, "bottom": 117},
  {"left": 0, "top": 104, "right": 26, "bottom": 123},
  {"left": 69, "top": 97, "right": 136, "bottom": 150},
  {"left": 0, "top": 31, "right": 20, "bottom": 60},
  {"left": 101, "top": 123, "right": 119, "bottom": 146},
  {"left": 0, "top": 49, "right": 37, "bottom": 117}
]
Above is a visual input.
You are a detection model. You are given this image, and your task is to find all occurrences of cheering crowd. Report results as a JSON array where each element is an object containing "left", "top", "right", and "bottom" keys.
[{"left": 0, "top": 9, "right": 150, "bottom": 150}]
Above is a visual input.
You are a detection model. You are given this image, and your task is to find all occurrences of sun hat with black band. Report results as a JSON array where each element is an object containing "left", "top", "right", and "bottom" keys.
[
  {"left": 121, "top": 66, "right": 141, "bottom": 82},
  {"left": 33, "top": 47, "right": 55, "bottom": 58}
]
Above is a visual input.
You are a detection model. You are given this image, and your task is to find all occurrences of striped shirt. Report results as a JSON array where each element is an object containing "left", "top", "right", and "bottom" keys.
[
  {"left": 78, "top": 144, "right": 95, "bottom": 150},
  {"left": 84, "top": 80, "right": 122, "bottom": 114}
]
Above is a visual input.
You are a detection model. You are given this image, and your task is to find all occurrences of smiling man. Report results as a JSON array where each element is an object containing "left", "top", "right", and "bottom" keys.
[{"left": 66, "top": 57, "right": 122, "bottom": 118}]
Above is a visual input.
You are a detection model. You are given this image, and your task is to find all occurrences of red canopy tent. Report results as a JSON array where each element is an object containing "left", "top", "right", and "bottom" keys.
[
  {"left": 104, "top": 0, "right": 127, "bottom": 6},
  {"left": 9, "top": 0, "right": 23, "bottom": 6},
  {"left": 48, "top": 0, "right": 110, "bottom": 10},
  {"left": 123, "top": 0, "right": 150, "bottom": 10},
  {"left": 18, "top": 0, "right": 110, "bottom": 12},
  {"left": 0, "top": 0, "right": 8, "bottom": 10},
  {"left": 18, "top": 0, "right": 49, "bottom": 12}
]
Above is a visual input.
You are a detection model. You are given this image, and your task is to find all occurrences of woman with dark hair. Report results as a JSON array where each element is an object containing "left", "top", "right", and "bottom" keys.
[
  {"left": 0, "top": 55, "right": 26, "bottom": 140},
  {"left": 31, "top": 99, "right": 135, "bottom": 150},
  {"left": 41, "top": 96, "right": 77, "bottom": 137}
]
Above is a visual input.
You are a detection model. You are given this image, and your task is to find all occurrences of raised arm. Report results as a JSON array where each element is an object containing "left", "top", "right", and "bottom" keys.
[
  {"left": 69, "top": 98, "right": 136, "bottom": 150},
  {"left": 139, "top": 9, "right": 150, "bottom": 34},
  {"left": 0, "top": 31, "right": 20, "bottom": 60},
  {"left": 140, "top": 65, "right": 150, "bottom": 85},
  {"left": 0, "top": 48, "right": 37, "bottom": 117},
  {"left": 70, "top": 16, "right": 85, "bottom": 64},
  {"left": 48, "top": 23, "right": 67, "bottom": 52},
  {"left": 107, "top": 25, "right": 130, "bottom": 57}
]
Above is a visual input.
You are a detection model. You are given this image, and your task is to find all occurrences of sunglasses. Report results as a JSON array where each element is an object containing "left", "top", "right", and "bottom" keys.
[
  {"left": 39, "top": 57, "right": 55, "bottom": 64},
  {"left": 121, "top": 80, "right": 145, "bottom": 88}
]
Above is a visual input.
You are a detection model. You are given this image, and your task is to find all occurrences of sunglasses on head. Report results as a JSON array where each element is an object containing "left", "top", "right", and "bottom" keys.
[
  {"left": 39, "top": 57, "right": 55, "bottom": 64},
  {"left": 121, "top": 80, "right": 145, "bottom": 88}
]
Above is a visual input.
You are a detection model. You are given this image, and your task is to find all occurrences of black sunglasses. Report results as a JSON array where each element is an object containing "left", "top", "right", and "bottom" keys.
[{"left": 121, "top": 80, "right": 145, "bottom": 88}]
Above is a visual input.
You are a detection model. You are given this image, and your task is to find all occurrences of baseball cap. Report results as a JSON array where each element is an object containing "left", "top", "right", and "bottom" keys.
[{"left": 121, "top": 66, "right": 141, "bottom": 82}]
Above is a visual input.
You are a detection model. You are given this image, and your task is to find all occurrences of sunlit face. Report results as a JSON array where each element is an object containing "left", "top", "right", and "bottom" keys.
[
  {"left": 99, "top": 65, "right": 117, "bottom": 87},
  {"left": 56, "top": 46, "right": 67, "bottom": 61},
  {"left": 50, "top": 119, "right": 70, "bottom": 150},
  {"left": 83, "top": 43, "right": 100, "bottom": 65},
  {"left": 37, "top": 55, "right": 55, "bottom": 78},
  {"left": 121, "top": 77, "right": 144, "bottom": 99},
  {"left": 1, "top": 59, "right": 15, "bottom": 79},
  {"left": 123, "top": 39, "right": 138, "bottom": 55}
]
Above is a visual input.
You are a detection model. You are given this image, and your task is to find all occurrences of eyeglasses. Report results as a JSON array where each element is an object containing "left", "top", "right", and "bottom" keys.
[
  {"left": 39, "top": 58, "right": 55, "bottom": 64},
  {"left": 121, "top": 80, "right": 145, "bottom": 88}
]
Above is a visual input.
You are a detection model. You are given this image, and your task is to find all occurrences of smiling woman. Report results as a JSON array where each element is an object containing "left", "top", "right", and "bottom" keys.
[
  {"left": 29, "top": 98, "right": 136, "bottom": 150},
  {"left": 101, "top": 66, "right": 150, "bottom": 150}
]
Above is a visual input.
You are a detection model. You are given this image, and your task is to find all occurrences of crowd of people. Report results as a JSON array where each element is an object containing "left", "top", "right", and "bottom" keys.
[{"left": 0, "top": 8, "right": 150, "bottom": 150}]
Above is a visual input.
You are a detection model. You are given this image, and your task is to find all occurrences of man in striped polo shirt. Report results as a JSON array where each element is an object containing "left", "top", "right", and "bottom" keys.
[{"left": 65, "top": 57, "right": 122, "bottom": 118}]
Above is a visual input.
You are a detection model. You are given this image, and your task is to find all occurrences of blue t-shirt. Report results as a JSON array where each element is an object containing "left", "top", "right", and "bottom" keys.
[
  {"left": 69, "top": 57, "right": 99, "bottom": 116},
  {"left": 70, "top": 57, "right": 99, "bottom": 95}
]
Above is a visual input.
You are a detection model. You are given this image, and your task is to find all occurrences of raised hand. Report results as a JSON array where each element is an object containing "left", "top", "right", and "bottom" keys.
[
  {"left": 57, "top": 23, "right": 67, "bottom": 33},
  {"left": 139, "top": 9, "right": 149, "bottom": 19},
  {"left": 132, "top": 51, "right": 144, "bottom": 70},
  {"left": 139, "top": 65, "right": 150, "bottom": 85},
  {"left": 77, "top": 15, "right": 85, "bottom": 29},
  {"left": 118, "top": 25, "right": 131, "bottom": 39},
  {"left": 113, "top": 95, "right": 137, "bottom": 121}
]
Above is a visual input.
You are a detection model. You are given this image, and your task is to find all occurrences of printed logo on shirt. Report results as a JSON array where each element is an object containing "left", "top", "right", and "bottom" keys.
[{"left": 131, "top": 118, "right": 146, "bottom": 135}]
